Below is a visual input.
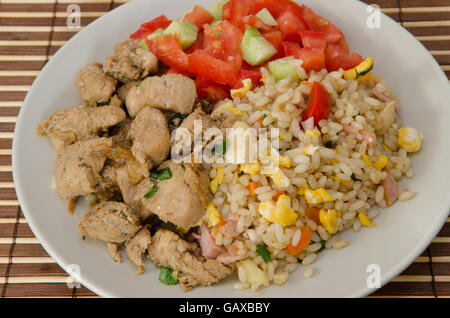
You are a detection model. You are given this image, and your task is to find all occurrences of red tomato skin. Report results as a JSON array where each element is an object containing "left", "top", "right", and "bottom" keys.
[
  {"left": 302, "top": 81, "right": 331, "bottom": 126},
  {"left": 301, "top": 7, "right": 343, "bottom": 45},
  {"left": 277, "top": 6, "right": 307, "bottom": 42},
  {"left": 325, "top": 44, "right": 364, "bottom": 72},
  {"left": 183, "top": 5, "right": 214, "bottom": 29},
  {"left": 165, "top": 67, "right": 184, "bottom": 75},
  {"left": 146, "top": 34, "right": 189, "bottom": 72},
  {"left": 283, "top": 41, "right": 325, "bottom": 72},
  {"left": 222, "top": 0, "right": 251, "bottom": 30},
  {"left": 299, "top": 31, "right": 327, "bottom": 51},
  {"left": 336, "top": 37, "right": 350, "bottom": 54},
  {"left": 233, "top": 68, "right": 262, "bottom": 89},
  {"left": 188, "top": 49, "right": 239, "bottom": 86},
  {"left": 195, "top": 76, "right": 230, "bottom": 102},
  {"left": 262, "top": 30, "right": 284, "bottom": 59},
  {"left": 250, "top": 0, "right": 304, "bottom": 19},
  {"left": 130, "top": 15, "right": 172, "bottom": 39},
  {"left": 243, "top": 15, "right": 274, "bottom": 33}
]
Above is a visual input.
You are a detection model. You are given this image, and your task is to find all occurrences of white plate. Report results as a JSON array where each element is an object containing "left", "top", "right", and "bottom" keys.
[{"left": 12, "top": 0, "right": 450, "bottom": 297}]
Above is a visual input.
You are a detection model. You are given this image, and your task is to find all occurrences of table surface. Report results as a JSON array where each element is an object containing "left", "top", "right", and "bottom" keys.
[{"left": 0, "top": 0, "right": 449, "bottom": 298}]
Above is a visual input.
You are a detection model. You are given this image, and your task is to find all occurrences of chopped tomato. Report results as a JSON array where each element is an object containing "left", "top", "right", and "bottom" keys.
[
  {"left": 234, "top": 68, "right": 262, "bottom": 88},
  {"left": 195, "top": 76, "right": 230, "bottom": 102},
  {"left": 222, "top": 0, "right": 251, "bottom": 30},
  {"left": 302, "top": 81, "right": 331, "bottom": 126},
  {"left": 277, "top": 5, "right": 307, "bottom": 42},
  {"left": 262, "top": 29, "right": 284, "bottom": 59},
  {"left": 204, "top": 20, "right": 243, "bottom": 71},
  {"left": 336, "top": 36, "right": 349, "bottom": 54},
  {"left": 188, "top": 49, "right": 239, "bottom": 86},
  {"left": 130, "top": 14, "right": 171, "bottom": 39},
  {"left": 250, "top": 0, "right": 304, "bottom": 19},
  {"left": 243, "top": 15, "right": 274, "bottom": 33},
  {"left": 299, "top": 31, "right": 327, "bottom": 51},
  {"left": 301, "top": 7, "right": 343, "bottom": 45},
  {"left": 185, "top": 31, "right": 204, "bottom": 54},
  {"left": 183, "top": 5, "right": 214, "bottom": 29},
  {"left": 286, "top": 227, "right": 311, "bottom": 256},
  {"left": 146, "top": 34, "right": 189, "bottom": 72},
  {"left": 325, "top": 44, "right": 364, "bottom": 72},
  {"left": 283, "top": 41, "right": 325, "bottom": 72},
  {"left": 165, "top": 67, "right": 184, "bottom": 75}
]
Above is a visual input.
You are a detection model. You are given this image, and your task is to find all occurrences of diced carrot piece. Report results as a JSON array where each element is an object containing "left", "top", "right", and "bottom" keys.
[
  {"left": 256, "top": 118, "right": 265, "bottom": 128},
  {"left": 286, "top": 227, "right": 312, "bottom": 256},
  {"left": 248, "top": 181, "right": 258, "bottom": 195},
  {"left": 273, "top": 189, "right": 285, "bottom": 201},
  {"left": 305, "top": 206, "right": 321, "bottom": 225}
]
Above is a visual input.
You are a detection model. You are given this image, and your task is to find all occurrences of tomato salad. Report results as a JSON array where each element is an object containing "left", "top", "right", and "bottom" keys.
[{"left": 130, "top": 0, "right": 366, "bottom": 125}]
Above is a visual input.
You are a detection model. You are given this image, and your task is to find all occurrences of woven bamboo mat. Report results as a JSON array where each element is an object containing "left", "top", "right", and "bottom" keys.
[{"left": 0, "top": 0, "right": 449, "bottom": 298}]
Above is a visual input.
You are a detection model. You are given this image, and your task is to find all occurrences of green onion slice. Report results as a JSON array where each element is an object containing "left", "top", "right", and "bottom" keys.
[
  {"left": 159, "top": 266, "right": 178, "bottom": 285},
  {"left": 144, "top": 185, "right": 158, "bottom": 199},
  {"left": 256, "top": 243, "right": 271, "bottom": 264},
  {"left": 150, "top": 167, "right": 172, "bottom": 180}
]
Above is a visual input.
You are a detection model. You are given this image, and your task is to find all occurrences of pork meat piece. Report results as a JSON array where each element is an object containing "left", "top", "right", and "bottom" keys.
[
  {"left": 74, "top": 62, "right": 118, "bottom": 105},
  {"left": 125, "top": 225, "right": 152, "bottom": 275},
  {"left": 104, "top": 39, "right": 158, "bottom": 83},
  {"left": 134, "top": 160, "right": 210, "bottom": 228},
  {"left": 126, "top": 74, "right": 196, "bottom": 117},
  {"left": 54, "top": 138, "right": 112, "bottom": 199},
  {"left": 117, "top": 81, "right": 140, "bottom": 101},
  {"left": 37, "top": 105, "right": 126, "bottom": 151},
  {"left": 148, "top": 229, "right": 233, "bottom": 291},
  {"left": 107, "top": 242, "right": 122, "bottom": 263},
  {"left": 78, "top": 201, "right": 140, "bottom": 243},
  {"left": 127, "top": 107, "right": 170, "bottom": 168}
]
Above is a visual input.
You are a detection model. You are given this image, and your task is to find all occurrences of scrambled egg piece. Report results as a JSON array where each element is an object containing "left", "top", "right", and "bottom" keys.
[
  {"left": 319, "top": 209, "right": 338, "bottom": 234},
  {"left": 361, "top": 154, "right": 388, "bottom": 171},
  {"left": 398, "top": 126, "right": 423, "bottom": 152},
  {"left": 279, "top": 155, "right": 291, "bottom": 168},
  {"left": 304, "top": 144, "right": 320, "bottom": 156},
  {"left": 305, "top": 128, "right": 321, "bottom": 138},
  {"left": 205, "top": 202, "right": 221, "bottom": 227},
  {"left": 237, "top": 259, "right": 268, "bottom": 288},
  {"left": 209, "top": 167, "right": 225, "bottom": 194},
  {"left": 240, "top": 161, "right": 261, "bottom": 175},
  {"left": 258, "top": 195, "right": 298, "bottom": 227},
  {"left": 228, "top": 106, "right": 243, "bottom": 116},
  {"left": 358, "top": 212, "right": 371, "bottom": 227},
  {"left": 333, "top": 176, "right": 352, "bottom": 188},
  {"left": 275, "top": 195, "right": 298, "bottom": 226},
  {"left": 303, "top": 188, "right": 334, "bottom": 205},
  {"left": 230, "top": 79, "right": 252, "bottom": 99},
  {"left": 261, "top": 167, "right": 290, "bottom": 188}
]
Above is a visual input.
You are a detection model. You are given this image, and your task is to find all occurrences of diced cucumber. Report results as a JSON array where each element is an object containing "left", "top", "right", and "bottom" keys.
[
  {"left": 138, "top": 28, "right": 164, "bottom": 50},
  {"left": 210, "top": 0, "right": 228, "bottom": 21},
  {"left": 255, "top": 8, "right": 278, "bottom": 26},
  {"left": 163, "top": 20, "right": 199, "bottom": 49},
  {"left": 268, "top": 58, "right": 300, "bottom": 82},
  {"left": 241, "top": 27, "right": 277, "bottom": 66},
  {"left": 210, "top": 21, "right": 221, "bottom": 36}
]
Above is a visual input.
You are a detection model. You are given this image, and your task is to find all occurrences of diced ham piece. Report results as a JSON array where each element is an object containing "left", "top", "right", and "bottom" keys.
[
  {"left": 216, "top": 243, "right": 246, "bottom": 264},
  {"left": 199, "top": 223, "right": 226, "bottom": 259},
  {"left": 301, "top": 117, "right": 315, "bottom": 131},
  {"left": 382, "top": 173, "right": 407, "bottom": 207},
  {"left": 343, "top": 126, "right": 377, "bottom": 147},
  {"left": 372, "top": 88, "right": 399, "bottom": 108},
  {"left": 219, "top": 220, "right": 240, "bottom": 238}
]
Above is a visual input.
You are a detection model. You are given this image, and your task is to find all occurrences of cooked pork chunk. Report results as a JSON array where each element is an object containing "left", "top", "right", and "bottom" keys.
[
  {"left": 117, "top": 81, "right": 140, "bottom": 101},
  {"left": 78, "top": 201, "right": 140, "bottom": 243},
  {"left": 125, "top": 225, "right": 152, "bottom": 275},
  {"left": 127, "top": 107, "right": 170, "bottom": 168},
  {"left": 107, "top": 242, "right": 122, "bottom": 263},
  {"left": 134, "top": 160, "right": 210, "bottom": 228},
  {"left": 148, "top": 229, "right": 233, "bottom": 291},
  {"left": 111, "top": 119, "right": 133, "bottom": 150},
  {"left": 104, "top": 39, "right": 158, "bottom": 83},
  {"left": 126, "top": 74, "right": 197, "bottom": 117},
  {"left": 54, "top": 138, "right": 112, "bottom": 199},
  {"left": 74, "top": 62, "right": 118, "bottom": 104},
  {"left": 37, "top": 105, "right": 126, "bottom": 151}
]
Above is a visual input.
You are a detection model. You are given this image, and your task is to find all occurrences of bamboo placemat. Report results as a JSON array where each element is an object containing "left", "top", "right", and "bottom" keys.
[{"left": 0, "top": 0, "right": 449, "bottom": 298}]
